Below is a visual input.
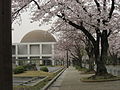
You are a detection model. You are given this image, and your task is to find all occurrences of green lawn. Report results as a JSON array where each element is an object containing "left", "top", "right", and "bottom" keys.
[{"left": 13, "top": 71, "right": 52, "bottom": 77}]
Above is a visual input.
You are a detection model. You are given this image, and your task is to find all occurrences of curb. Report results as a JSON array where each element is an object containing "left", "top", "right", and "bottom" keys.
[
  {"left": 41, "top": 68, "right": 66, "bottom": 90},
  {"left": 80, "top": 78, "right": 120, "bottom": 82}
]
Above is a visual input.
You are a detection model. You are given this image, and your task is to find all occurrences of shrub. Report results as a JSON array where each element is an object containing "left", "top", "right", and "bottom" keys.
[
  {"left": 13, "top": 66, "right": 25, "bottom": 74},
  {"left": 39, "top": 64, "right": 44, "bottom": 66},
  {"left": 40, "top": 66, "right": 49, "bottom": 72},
  {"left": 75, "top": 65, "right": 88, "bottom": 71},
  {"left": 23, "top": 64, "right": 37, "bottom": 71}
]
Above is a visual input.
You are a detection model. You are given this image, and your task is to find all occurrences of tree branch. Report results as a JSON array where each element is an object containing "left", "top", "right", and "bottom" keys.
[
  {"left": 108, "top": 0, "right": 115, "bottom": 19},
  {"left": 12, "top": 0, "right": 40, "bottom": 22},
  {"left": 76, "top": 0, "right": 88, "bottom": 13},
  {"left": 69, "top": 49, "right": 79, "bottom": 60},
  {"left": 75, "top": 0, "right": 92, "bottom": 17},
  {"left": 103, "top": 0, "right": 107, "bottom": 11},
  {"left": 12, "top": 0, "right": 32, "bottom": 17},
  {"left": 102, "top": 0, "right": 115, "bottom": 25},
  {"left": 94, "top": 0, "right": 101, "bottom": 28},
  {"left": 107, "top": 29, "right": 112, "bottom": 37},
  {"left": 94, "top": 0, "right": 101, "bottom": 13},
  {"left": 57, "top": 14, "right": 96, "bottom": 46},
  {"left": 32, "top": 0, "right": 40, "bottom": 9}
]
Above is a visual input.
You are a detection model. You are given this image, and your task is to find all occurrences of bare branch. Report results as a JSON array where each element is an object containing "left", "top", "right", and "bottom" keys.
[
  {"left": 12, "top": 0, "right": 32, "bottom": 18},
  {"left": 107, "top": 29, "right": 112, "bottom": 37},
  {"left": 75, "top": 0, "right": 92, "bottom": 17},
  {"left": 12, "top": 0, "right": 40, "bottom": 22},
  {"left": 76, "top": 0, "right": 87, "bottom": 12},
  {"left": 94, "top": 0, "right": 101, "bottom": 28},
  {"left": 32, "top": 0, "right": 40, "bottom": 9},
  {"left": 108, "top": 0, "right": 115, "bottom": 19},
  {"left": 94, "top": 0, "right": 101, "bottom": 13},
  {"left": 103, "top": 0, "right": 107, "bottom": 11},
  {"left": 69, "top": 50, "right": 79, "bottom": 60},
  {"left": 102, "top": 0, "right": 115, "bottom": 25}
]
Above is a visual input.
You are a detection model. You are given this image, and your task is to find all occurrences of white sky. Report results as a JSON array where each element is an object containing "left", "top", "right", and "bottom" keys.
[{"left": 12, "top": 12, "right": 52, "bottom": 43}]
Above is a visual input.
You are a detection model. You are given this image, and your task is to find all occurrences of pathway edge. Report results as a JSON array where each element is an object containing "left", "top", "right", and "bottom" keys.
[{"left": 41, "top": 67, "right": 66, "bottom": 90}]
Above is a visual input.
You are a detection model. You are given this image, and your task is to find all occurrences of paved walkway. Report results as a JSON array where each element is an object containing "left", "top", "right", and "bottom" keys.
[{"left": 47, "top": 66, "right": 120, "bottom": 90}]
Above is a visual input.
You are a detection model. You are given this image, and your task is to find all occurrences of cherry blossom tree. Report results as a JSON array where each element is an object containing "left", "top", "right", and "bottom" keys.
[
  {"left": 54, "top": 28, "right": 93, "bottom": 69},
  {"left": 12, "top": 0, "right": 120, "bottom": 76},
  {"left": 54, "top": 39, "right": 70, "bottom": 67},
  {"left": 109, "top": 34, "right": 120, "bottom": 65},
  {"left": 60, "top": 30, "right": 85, "bottom": 68}
]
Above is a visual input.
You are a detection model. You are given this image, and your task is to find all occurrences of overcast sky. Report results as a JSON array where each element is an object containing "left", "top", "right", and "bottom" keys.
[{"left": 12, "top": 12, "right": 52, "bottom": 43}]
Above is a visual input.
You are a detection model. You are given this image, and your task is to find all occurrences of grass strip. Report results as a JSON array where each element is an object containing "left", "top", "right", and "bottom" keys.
[{"left": 13, "top": 67, "right": 64, "bottom": 90}]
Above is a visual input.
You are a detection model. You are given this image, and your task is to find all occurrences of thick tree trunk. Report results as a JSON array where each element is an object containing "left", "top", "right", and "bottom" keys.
[
  {"left": 101, "top": 30, "right": 109, "bottom": 64},
  {"left": 72, "top": 58, "right": 82, "bottom": 68},
  {"left": 95, "top": 60, "right": 108, "bottom": 75},
  {"left": 86, "top": 49, "right": 94, "bottom": 71},
  {"left": 69, "top": 49, "right": 83, "bottom": 68},
  {"left": 76, "top": 59, "right": 82, "bottom": 68},
  {"left": 77, "top": 53, "right": 83, "bottom": 68},
  {"left": 94, "top": 47, "right": 108, "bottom": 76},
  {"left": 88, "top": 56, "right": 94, "bottom": 71},
  {"left": 78, "top": 58, "right": 82, "bottom": 68},
  {"left": 85, "top": 39, "right": 94, "bottom": 71},
  {"left": 94, "top": 30, "right": 108, "bottom": 76},
  {"left": 0, "top": 0, "right": 12, "bottom": 90}
]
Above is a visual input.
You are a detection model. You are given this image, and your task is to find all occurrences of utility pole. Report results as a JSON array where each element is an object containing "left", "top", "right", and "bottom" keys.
[{"left": 0, "top": 0, "right": 12, "bottom": 90}]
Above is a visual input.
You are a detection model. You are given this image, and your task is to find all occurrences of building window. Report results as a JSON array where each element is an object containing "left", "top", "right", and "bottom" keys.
[
  {"left": 42, "top": 56, "right": 52, "bottom": 65},
  {"left": 18, "top": 45, "right": 27, "bottom": 55},
  {"left": 42, "top": 44, "right": 52, "bottom": 54},
  {"left": 30, "top": 44, "right": 40, "bottom": 55},
  {"left": 30, "top": 56, "right": 40, "bottom": 59},
  {"left": 18, "top": 57, "right": 28, "bottom": 59}
]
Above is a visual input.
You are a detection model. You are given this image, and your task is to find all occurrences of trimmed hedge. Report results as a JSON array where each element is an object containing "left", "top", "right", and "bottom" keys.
[
  {"left": 23, "top": 64, "right": 37, "bottom": 71},
  {"left": 40, "top": 66, "right": 49, "bottom": 72},
  {"left": 13, "top": 66, "right": 25, "bottom": 74}
]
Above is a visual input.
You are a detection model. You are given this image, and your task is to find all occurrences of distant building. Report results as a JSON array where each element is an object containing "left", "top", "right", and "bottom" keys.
[{"left": 12, "top": 30, "right": 56, "bottom": 65}]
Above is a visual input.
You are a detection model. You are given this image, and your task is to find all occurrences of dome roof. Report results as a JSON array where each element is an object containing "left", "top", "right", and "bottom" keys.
[{"left": 21, "top": 30, "right": 56, "bottom": 43}]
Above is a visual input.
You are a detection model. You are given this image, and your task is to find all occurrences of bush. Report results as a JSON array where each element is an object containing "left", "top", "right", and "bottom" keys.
[
  {"left": 75, "top": 65, "right": 88, "bottom": 71},
  {"left": 23, "top": 64, "right": 37, "bottom": 71},
  {"left": 39, "top": 64, "right": 44, "bottom": 66},
  {"left": 40, "top": 66, "right": 49, "bottom": 72},
  {"left": 13, "top": 66, "right": 25, "bottom": 74}
]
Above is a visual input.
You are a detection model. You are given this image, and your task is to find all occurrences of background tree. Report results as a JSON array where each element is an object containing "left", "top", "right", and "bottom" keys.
[
  {"left": 109, "top": 34, "right": 120, "bottom": 65},
  {"left": 54, "top": 39, "right": 69, "bottom": 66},
  {"left": 53, "top": 26, "right": 95, "bottom": 70},
  {"left": 12, "top": 0, "right": 120, "bottom": 76},
  {"left": 60, "top": 30, "right": 85, "bottom": 68},
  {"left": 84, "top": 37, "right": 95, "bottom": 71}
]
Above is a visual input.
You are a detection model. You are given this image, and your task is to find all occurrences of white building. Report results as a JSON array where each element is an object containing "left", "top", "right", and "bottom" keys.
[{"left": 12, "top": 30, "right": 56, "bottom": 65}]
